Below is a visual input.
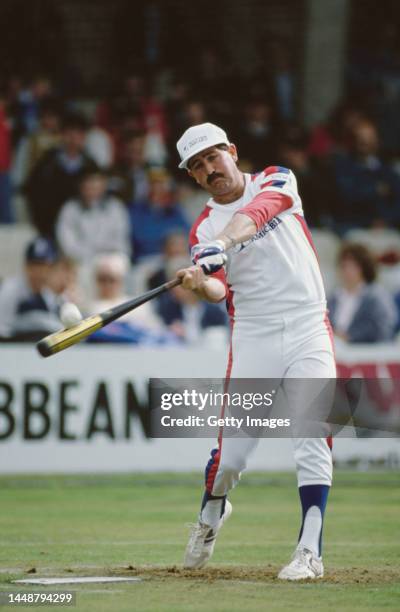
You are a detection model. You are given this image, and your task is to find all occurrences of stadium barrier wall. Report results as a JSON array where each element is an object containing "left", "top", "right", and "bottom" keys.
[{"left": 0, "top": 343, "right": 399, "bottom": 473}]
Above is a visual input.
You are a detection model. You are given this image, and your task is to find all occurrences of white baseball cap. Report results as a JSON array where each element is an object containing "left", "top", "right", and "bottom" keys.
[{"left": 176, "top": 122, "right": 230, "bottom": 169}]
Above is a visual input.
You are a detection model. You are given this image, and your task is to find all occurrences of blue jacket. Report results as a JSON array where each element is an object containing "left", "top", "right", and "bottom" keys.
[
  {"left": 129, "top": 200, "right": 190, "bottom": 260},
  {"left": 328, "top": 284, "right": 397, "bottom": 343}
]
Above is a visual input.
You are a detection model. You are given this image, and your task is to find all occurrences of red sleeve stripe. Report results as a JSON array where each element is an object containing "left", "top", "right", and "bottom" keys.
[
  {"left": 237, "top": 191, "right": 292, "bottom": 230},
  {"left": 294, "top": 213, "right": 319, "bottom": 260},
  {"left": 189, "top": 205, "right": 212, "bottom": 248},
  {"left": 263, "top": 165, "right": 279, "bottom": 176}
]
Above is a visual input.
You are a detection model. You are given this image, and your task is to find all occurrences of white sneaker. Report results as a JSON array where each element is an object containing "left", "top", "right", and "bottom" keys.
[
  {"left": 183, "top": 500, "right": 232, "bottom": 569},
  {"left": 277, "top": 546, "right": 324, "bottom": 580}
]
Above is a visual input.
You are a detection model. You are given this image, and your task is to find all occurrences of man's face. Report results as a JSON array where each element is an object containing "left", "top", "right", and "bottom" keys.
[
  {"left": 339, "top": 257, "right": 363, "bottom": 288},
  {"left": 124, "top": 137, "right": 145, "bottom": 166},
  {"left": 48, "top": 259, "right": 77, "bottom": 295},
  {"left": 96, "top": 269, "right": 122, "bottom": 300},
  {"left": 149, "top": 176, "right": 172, "bottom": 207},
  {"left": 25, "top": 261, "right": 52, "bottom": 293},
  {"left": 80, "top": 175, "right": 106, "bottom": 204},
  {"left": 188, "top": 145, "right": 240, "bottom": 198},
  {"left": 352, "top": 123, "right": 379, "bottom": 157}
]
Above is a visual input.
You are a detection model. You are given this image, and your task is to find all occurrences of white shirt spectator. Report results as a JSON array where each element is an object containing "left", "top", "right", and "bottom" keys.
[{"left": 56, "top": 196, "right": 131, "bottom": 263}]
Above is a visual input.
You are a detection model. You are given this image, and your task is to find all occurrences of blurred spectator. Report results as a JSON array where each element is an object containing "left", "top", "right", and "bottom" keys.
[
  {"left": 85, "top": 253, "right": 181, "bottom": 345},
  {"left": 158, "top": 282, "right": 228, "bottom": 345},
  {"left": 174, "top": 180, "right": 208, "bottom": 224},
  {"left": 236, "top": 98, "right": 278, "bottom": 171},
  {"left": 151, "top": 247, "right": 228, "bottom": 345},
  {"left": 278, "top": 127, "right": 337, "bottom": 226},
  {"left": 24, "top": 112, "right": 98, "bottom": 237},
  {"left": 5, "top": 76, "right": 24, "bottom": 147},
  {"left": 331, "top": 120, "right": 400, "bottom": 230},
  {"left": 111, "top": 111, "right": 144, "bottom": 164},
  {"left": 344, "top": 228, "right": 400, "bottom": 294},
  {"left": 182, "top": 100, "right": 207, "bottom": 129},
  {"left": 142, "top": 93, "right": 168, "bottom": 166},
  {"left": 12, "top": 100, "right": 62, "bottom": 188},
  {"left": 0, "top": 90, "right": 13, "bottom": 223},
  {"left": 0, "top": 237, "right": 61, "bottom": 340},
  {"left": 90, "top": 253, "right": 162, "bottom": 331},
  {"left": 26, "top": 101, "right": 62, "bottom": 173},
  {"left": 109, "top": 130, "right": 150, "bottom": 202},
  {"left": 148, "top": 231, "right": 188, "bottom": 289},
  {"left": 269, "top": 41, "right": 295, "bottom": 122},
  {"left": 56, "top": 170, "right": 130, "bottom": 263},
  {"left": 308, "top": 102, "right": 368, "bottom": 159},
  {"left": 11, "top": 76, "right": 53, "bottom": 144},
  {"left": 345, "top": 227, "right": 400, "bottom": 264},
  {"left": 129, "top": 168, "right": 190, "bottom": 260},
  {"left": 328, "top": 243, "right": 397, "bottom": 343},
  {"left": 48, "top": 256, "right": 82, "bottom": 307},
  {"left": 84, "top": 123, "right": 114, "bottom": 169},
  {"left": 98, "top": 74, "right": 168, "bottom": 166}
]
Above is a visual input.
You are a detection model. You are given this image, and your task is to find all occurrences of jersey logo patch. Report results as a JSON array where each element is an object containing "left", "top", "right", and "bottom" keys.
[{"left": 236, "top": 216, "right": 282, "bottom": 252}]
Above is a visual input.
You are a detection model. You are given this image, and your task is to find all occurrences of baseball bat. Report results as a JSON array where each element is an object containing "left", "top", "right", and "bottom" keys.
[{"left": 36, "top": 277, "right": 182, "bottom": 358}]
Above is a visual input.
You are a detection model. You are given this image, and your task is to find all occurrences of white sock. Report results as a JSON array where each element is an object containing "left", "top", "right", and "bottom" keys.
[
  {"left": 298, "top": 505, "right": 322, "bottom": 557},
  {"left": 200, "top": 499, "right": 224, "bottom": 529}
]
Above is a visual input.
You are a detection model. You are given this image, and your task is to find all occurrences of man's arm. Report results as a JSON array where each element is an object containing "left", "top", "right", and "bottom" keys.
[
  {"left": 207, "top": 187, "right": 294, "bottom": 250},
  {"left": 176, "top": 266, "right": 226, "bottom": 303},
  {"left": 176, "top": 213, "right": 257, "bottom": 301},
  {"left": 215, "top": 213, "right": 258, "bottom": 249},
  {"left": 179, "top": 176, "right": 294, "bottom": 298},
  {"left": 177, "top": 204, "right": 272, "bottom": 300}
]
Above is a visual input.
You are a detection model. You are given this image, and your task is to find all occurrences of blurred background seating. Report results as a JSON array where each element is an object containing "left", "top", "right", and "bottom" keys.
[{"left": 0, "top": 0, "right": 400, "bottom": 345}]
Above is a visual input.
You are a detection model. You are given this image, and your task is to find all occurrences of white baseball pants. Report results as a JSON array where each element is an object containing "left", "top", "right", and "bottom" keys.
[{"left": 205, "top": 307, "right": 336, "bottom": 495}]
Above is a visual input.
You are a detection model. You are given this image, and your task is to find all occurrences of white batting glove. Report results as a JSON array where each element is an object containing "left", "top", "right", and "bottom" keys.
[
  {"left": 191, "top": 240, "right": 227, "bottom": 274},
  {"left": 191, "top": 240, "right": 228, "bottom": 274}
]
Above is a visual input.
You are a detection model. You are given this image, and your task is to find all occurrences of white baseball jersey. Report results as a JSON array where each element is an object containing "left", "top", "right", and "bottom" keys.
[
  {"left": 189, "top": 166, "right": 327, "bottom": 321},
  {"left": 190, "top": 166, "right": 335, "bottom": 497}
]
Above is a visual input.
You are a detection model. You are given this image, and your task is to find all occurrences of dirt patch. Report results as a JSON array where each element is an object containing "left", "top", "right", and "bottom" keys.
[
  {"left": 74, "top": 564, "right": 400, "bottom": 585},
  {"left": 5, "top": 564, "right": 399, "bottom": 586}
]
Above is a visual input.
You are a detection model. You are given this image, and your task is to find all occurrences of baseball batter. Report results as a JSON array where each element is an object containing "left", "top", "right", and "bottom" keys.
[{"left": 175, "top": 123, "right": 336, "bottom": 580}]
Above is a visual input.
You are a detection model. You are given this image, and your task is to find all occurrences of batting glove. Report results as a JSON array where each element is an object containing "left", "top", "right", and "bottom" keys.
[{"left": 191, "top": 240, "right": 227, "bottom": 274}]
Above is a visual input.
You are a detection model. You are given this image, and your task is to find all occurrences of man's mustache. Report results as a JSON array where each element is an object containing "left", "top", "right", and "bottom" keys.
[{"left": 207, "top": 173, "right": 224, "bottom": 185}]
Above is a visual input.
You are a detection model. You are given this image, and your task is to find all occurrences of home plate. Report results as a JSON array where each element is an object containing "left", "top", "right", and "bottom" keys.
[{"left": 13, "top": 577, "right": 142, "bottom": 585}]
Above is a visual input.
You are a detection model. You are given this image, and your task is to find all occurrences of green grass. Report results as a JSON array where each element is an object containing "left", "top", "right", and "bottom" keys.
[{"left": 0, "top": 472, "right": 399, "bottom": 611}]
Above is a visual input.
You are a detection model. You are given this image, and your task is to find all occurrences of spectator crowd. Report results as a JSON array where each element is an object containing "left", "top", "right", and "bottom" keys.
[{"left": 0, "top": 59, "right": 400, "bottom": 345}]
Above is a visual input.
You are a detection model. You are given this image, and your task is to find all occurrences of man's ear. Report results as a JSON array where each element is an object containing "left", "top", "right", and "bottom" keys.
[
  {"left": 188, "top": 169, "right": 200, "bottom": 185},
  {"left": 228, "top": 143, "right": 238, "bottom": 162}
]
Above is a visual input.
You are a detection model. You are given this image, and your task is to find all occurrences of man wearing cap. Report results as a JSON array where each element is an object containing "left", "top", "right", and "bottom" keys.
[
  {"left": 176, "top": 123, "right": 336, "bottom": 580},
  {"left": 0, "top": 237, "right": 62, "bottom": 340}
]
